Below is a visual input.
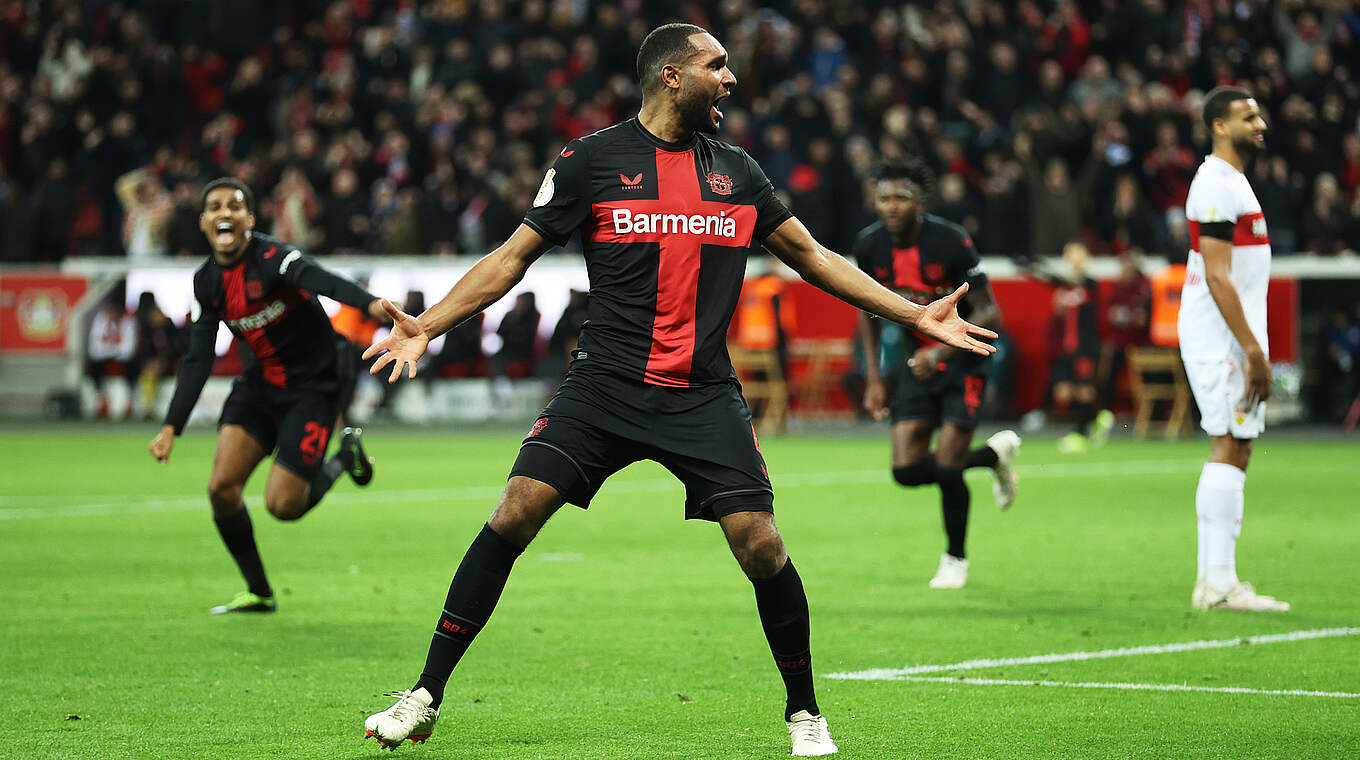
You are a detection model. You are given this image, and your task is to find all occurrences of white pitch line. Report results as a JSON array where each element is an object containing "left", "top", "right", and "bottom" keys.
[
  {"left": 0, "top": 458, "right": 1201, "bottom": 519},
  {"left": 827, "top": 627, "right": 1360, "bottom": 681},
  {"left": 900, "top": 675, "right": 1360, "bottom": 699}
]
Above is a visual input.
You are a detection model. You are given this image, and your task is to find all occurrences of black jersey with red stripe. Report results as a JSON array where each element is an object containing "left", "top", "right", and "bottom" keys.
[
  {"left": 522, "top": 118, "right": 792, "bottom": 388},
  {"left": 852, "top": 215, "right": 988, "bottom": 364},
  {"left": 162, "top": 232, "right": 377, "bottom": 433}
]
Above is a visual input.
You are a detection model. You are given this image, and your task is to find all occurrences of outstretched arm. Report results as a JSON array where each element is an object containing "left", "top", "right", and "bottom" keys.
[
  {"left": 761, "top": 217, "right": 997, "bottom": 355},
  {"left": 363, "top": 224, "right": 554, "bottom": 382}
]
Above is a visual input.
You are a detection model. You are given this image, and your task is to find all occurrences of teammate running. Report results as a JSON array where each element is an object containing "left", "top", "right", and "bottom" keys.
[
  {"left": 853, "top": 157, "right": 1019, "bottom": 590},
  {"left": 148, "top": 177, "right": 384, "bottom": 615},
  {"left": 360, "top": 24, "right": 994, "bottom": 756},
  {"left": 1181, "top": 87, "right": 1289, "bottom": 612}
]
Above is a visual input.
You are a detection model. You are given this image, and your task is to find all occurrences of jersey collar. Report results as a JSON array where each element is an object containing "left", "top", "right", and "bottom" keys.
[{"left": 631, "top": 117, "right": 698, "bottom": 152}]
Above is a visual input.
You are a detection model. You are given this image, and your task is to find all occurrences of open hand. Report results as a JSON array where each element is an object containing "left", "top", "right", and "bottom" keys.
[
  {"left": 362, "top": 299, "right": 430, "bottom": 383},
  {"left": 915, "top": 283, "right": 997, "bottom": 356}
]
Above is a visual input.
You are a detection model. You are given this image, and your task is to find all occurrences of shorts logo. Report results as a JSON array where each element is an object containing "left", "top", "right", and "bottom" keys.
[
  {"left": 527, "top": 418, "right": 548, "bottom": 438},
  {"left": 620, "top": 172, "right": 643, "bottom": 190},
  {"left": 706, "top": 172, "right": 733, "bottom": 195}
]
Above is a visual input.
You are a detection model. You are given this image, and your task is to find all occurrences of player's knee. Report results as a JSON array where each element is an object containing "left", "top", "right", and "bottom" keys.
[
  {"left": 893, "top": 461, "right": 935, "bottom": 487},
  {"left": 732, "top": 529, "right": 786, "bottom": 579},
  {"left": 207, "top": 479, "right": 243, "bottom": 512},
  {"left": 264, "top": 493, "right": 307, "bottom": 521}
]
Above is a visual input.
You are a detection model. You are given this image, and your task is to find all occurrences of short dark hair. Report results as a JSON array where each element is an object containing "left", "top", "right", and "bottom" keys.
[
  {"left": 201, "top": 177, "right": 255, "bottom": 214},
  {"left": 1202, "top": 86, "right": 1253, "bottom": 131},
  {"left": 636, "top": 23, "right": 709, "bottom": 94},
  {"left": 874, "top": 156, "right": 936, "bottom": 200}
]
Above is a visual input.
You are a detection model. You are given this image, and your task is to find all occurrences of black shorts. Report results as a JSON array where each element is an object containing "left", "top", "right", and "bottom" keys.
[
  {"left": 891, "top": 362, "right": 987, "bottom": 430},
  {"left": 218, "top": 346, "right": 357, "bottom": 479},
  {"left": 1050, "top": 352, "right": 1099, "bottom": 385},
  {"left": 509, "top": 360, "right": 773, "bottom": 521}
]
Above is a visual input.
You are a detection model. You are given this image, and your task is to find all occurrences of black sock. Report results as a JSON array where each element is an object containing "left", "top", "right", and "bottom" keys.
[
  {"left": 937, "top": 468, "right": 970, "bottom": 559},
  {"left": 304, "top": 453, "right": 349, "bottom": 510},
  {"left": 214, "top": 506, "right": 272, "bottom": 597},
  {"left": 963, "top": 446, "right": 999, "bottom": 469},
  {"left": 414, "top": 524, "right": 524, "bottom": 709},
  {"left": 1074, "top": 401, "right": 1095, "bottom": 435},
  {"left": 751, "top": 558, "right": 818, "bottom": 721}
]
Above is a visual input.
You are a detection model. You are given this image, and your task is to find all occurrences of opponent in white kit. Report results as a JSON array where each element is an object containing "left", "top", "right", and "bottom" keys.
[{"left": 1179, "top": 87, "right": 1288, "bottom": 612}]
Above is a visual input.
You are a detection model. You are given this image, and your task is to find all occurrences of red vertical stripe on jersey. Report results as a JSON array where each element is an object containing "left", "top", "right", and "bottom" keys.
[
  {"left": 643, "top": 149, "right": 703, "bottom": 387},
  {"left": 222, "top": 266, "right": 288, "bottom": 387},
  {"left": 1187, "top": 220, "right": 1200, "bottom": 253}
]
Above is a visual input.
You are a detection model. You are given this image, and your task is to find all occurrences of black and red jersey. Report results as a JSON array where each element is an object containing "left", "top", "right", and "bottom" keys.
[
  {"left": 522, "top": 118, "right": 792, "bottom": 388},
  {"left": 162, "top": 232, "right": 377, "bottom": 433},
  {"left": 852, "top": 214, "right": 989, "bottom": 363}
]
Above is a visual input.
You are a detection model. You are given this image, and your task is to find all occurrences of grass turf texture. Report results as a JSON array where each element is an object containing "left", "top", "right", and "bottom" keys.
[{"left": 1, "top": 427, "right": 1356, "bottom": 759}]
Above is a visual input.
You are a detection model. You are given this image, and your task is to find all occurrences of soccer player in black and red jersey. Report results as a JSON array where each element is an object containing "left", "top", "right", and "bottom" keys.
[
  {"left": 853, "top": 158, "right": 1020, "bottom": 591},
  {"left": 148, "top": 177, "right": 386, "bottom": 615},
  {"left": 360, "top": 25, "right": 994, "bottom": 756}
]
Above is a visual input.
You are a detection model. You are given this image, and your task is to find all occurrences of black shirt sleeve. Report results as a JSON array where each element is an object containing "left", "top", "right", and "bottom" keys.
[
  {"left": 273, "top": 247, "right": 377, "bottom": 308},
  {"left": 851, "top": 228, "right": 875, "bottom": 274},
  {"left": 162, "top": 272, "right": 220, "bottom": 435},
  {"left": 522, "top": 141, "right": 591, "bottom": 246},
  {"left": 954, "top": 231, "right": 989, "bottom": 291},
  {"left": 745, "top": 152, "right": 793, "bottom": 241}
]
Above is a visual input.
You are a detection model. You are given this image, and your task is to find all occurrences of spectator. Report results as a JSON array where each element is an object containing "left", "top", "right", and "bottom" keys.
[
  {"left": 166, "top": 180, "right": 210, "bottom": 258},
  {"left": 0, "top": 0, "right": 1354, "bottom": 263},
  {"left": 115, "top": 168, "right": 171, "bottom": 259},
  {"left": 1304, "top": 173, "right": 1349, "bottom": 256},
  {"left": 1253, "top": 156, "right": 1305, "bottom": 256},
  {"left": 134, "top": 291, "right": 179, "bottom": 420},
  {"left": 1103, "top": 252, "right": 1152, "bottom": 407},
  {"left": 495, "top": 291, "right": 540, "bottom": 380},
  {"left": 83, "top": 297, "right": 138, "bottom": 420}
]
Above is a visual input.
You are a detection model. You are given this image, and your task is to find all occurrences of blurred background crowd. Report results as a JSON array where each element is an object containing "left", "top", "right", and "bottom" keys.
[{"left": 3, "top": 0, "right": 1360, "bottom": 265}]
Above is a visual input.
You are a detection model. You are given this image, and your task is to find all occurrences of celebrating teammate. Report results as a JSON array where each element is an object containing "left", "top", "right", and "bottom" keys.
[
  {"left": 853, "top": 158, "right": 1019, "bottom": 590},
  {"left": 148, "top": 177, "right": 384, "bottom": 615},
  {"left": 1181, "top": 88, "right": 1288, "bottom": 612},
  {"left": 360, "top": 24, "right": 994, "bottom": 756}
]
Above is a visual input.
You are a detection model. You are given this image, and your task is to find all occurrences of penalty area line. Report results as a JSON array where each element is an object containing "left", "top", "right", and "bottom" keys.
[
  {"left": 827, "top": 626, "right": 1360, "bottom": 681},
  {"left": 900, "top": 675, "right": 1360, "bottom": 699}
]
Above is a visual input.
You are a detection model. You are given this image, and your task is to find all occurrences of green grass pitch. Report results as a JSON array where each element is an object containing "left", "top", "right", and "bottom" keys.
[{"left": 1, "top": 426, "right": 1356, "bottom": 759}]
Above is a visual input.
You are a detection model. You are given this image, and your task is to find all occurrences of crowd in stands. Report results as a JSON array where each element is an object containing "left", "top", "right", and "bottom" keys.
[{"left": 2, "top": 0, "right": 1360, "bottom": 264}]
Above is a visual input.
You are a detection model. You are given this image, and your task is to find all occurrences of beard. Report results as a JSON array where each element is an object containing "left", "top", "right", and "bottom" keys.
[
  {"left": 678, "top": 84, "right": 719, "bottom": 135},
  {"left": 1234, "top": 133, "right": 1265, "bottom": 154}
]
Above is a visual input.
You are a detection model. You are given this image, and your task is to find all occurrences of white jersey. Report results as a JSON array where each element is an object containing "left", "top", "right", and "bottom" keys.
[{"left": 1178, "top": 155, "right": 1271, "bottom": 361}]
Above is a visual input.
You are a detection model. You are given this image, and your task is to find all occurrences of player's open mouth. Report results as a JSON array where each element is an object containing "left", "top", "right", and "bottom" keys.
[
  {"left": 711, "top": 93, "right": 727, "bottom": 123},
  {"left": 214, "top": 221, "right": 236, "bottom": 246}
]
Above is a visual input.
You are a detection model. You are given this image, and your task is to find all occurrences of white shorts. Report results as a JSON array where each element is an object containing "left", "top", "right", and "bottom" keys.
[{"left": 1183, "top": 357, "right": 1266, "bottom": 439}]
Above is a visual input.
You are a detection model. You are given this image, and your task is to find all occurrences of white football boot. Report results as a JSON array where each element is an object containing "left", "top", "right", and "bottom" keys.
[
  {"left": 787, "top": 710, "right": 838, "bottom": 756},
  {"left": 928, "top": 553, "right": 969, "bottom": 589},
  {"left": 1192, "top": 581, "right": 1291, "bottom": 612},
  {"left": 986, "top": 430, "right": 1021, "bottom": 510},
  {"left": 365, "top": 688, "right": 439, "bottom": 749}
]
